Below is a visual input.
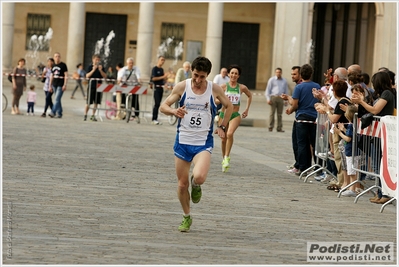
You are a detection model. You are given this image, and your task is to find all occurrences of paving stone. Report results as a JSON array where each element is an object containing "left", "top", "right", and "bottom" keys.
[{"left": 1, "top": 80, "right": 397, "bottom": 265}]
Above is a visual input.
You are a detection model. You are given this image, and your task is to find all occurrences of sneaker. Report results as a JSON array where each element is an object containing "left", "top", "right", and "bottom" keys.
[
  {"left": 178, "top": 215, "right": 192, "bottom": 232},
  {"left": 56, "top": 115, "right": 62, "bottom": 119},
  {"left": 191, "top": 175, "right": 202, "bottom": 204},
  {"left": 319, "top": 152, "right": 334, "bottom": 157},
  {"left": 83, "top": 115, "right": 87, "bottom": 121},
  {"left": 222, "top": 156, "right": 230, "bottom": 173},
  {"left": 286, "top": 163, "right": 295, "bottom": 169},
  {"left": 320, "top": 175, "right": 334, "bottom": 184},
  {"left": 341, "top": 190, "right": 357, "bottom": 197},
  {"left": 90, "top": 115, "right": 97, "bottom": 122},
  {"left": 287, "top": 167, "right": 300, "bottom": 174},
  {"left": 314, "top": 172, "right": 326, "bottom": 181},
  {"left": 152, "top": 120, "right": 162, "bottom": 125},
  {"left": 41, "top": 113, "right": 46, "bottom": 118},
  {"left": 317, "top": 152, "right": 327, "bottom": 158},
  {"left": 48, "top": 113, "right": 55, "bottom": 118},
  {"left": 136, "top": 116, "right": 140, "bottom": 124}
]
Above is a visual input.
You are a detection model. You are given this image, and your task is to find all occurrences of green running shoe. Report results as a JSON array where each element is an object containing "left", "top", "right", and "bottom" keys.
[
  {"left": 178, "top": 215, "right": 192, "bottom": 232},
  {"left": 222, "top": 156, "right": 230, "bottom": 173},
  {"left": 191, "top": 175, "right": 202, "bottom": 203}
]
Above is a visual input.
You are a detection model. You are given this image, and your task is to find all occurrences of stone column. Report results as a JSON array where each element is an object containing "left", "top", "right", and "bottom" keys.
[
  {"left": 272, "top": 2, "right": 310, "bottom": 94},
  {"left": 66, "top": 3, "right": 85, "bottom": 70},
  {"left": 205, "top": 2, "right": 224, "bottom": 80},
  {"left": 136, "top": 2, "right": 154, "bottom": 82},
  {"left": 2, "top": 2, "right": 15, "bottom": 71},
  {"left": 373, "top": 3, "right": 397, "bottom": 74}
]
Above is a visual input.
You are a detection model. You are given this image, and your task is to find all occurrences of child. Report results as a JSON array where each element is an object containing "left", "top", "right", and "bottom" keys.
[
  {"left": 27, "top": 85, "right": 37, "bottom": 115},
  {"left": 334, "top": 104, "right": 359, "bottom": 196}
]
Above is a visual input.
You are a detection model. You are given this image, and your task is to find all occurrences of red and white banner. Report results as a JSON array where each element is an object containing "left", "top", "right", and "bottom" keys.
[
  {"left": 379, "top": 116, "right": 397, "bottom": 198},
  {"left": 96, "top": 84, "right": 147, "bottom": 95},
  {"left": 357, "top": 118, "right": 381, "bottom": 138}
]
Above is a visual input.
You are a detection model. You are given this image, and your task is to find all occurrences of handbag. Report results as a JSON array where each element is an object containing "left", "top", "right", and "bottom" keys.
[
  {"left": 360, "top": 112, "right": 374, "bottom": 129},
  {"left": 8, "top": 73, "right": 12, "bottom": 83}
]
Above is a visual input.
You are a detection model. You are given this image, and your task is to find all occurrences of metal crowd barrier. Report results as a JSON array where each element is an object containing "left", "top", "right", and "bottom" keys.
[
  {"left": 300, "top": 112, "right": 337, "bottom": 183},
  {"left": 347, "top": 113, "right": 382, "bottom": 204},
  {"left": 87, "top": 79, "right": 152, "bottom": 123},
  {"left": 349, "top": 114, "right": 397, "bottom": 212}
]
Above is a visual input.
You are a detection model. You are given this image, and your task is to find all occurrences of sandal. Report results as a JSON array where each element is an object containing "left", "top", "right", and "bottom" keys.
[{"left": 327, "top": 185, "right": 340, "bottom": 191}]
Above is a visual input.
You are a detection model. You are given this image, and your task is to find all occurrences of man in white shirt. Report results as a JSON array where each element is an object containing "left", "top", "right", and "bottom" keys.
[
  {"left": 265, "top": 67, "right": 289, "bottom": 132},
  {"left": 213, "top": 67, "right": 230, "bottom": 86},
  {"left": 116, "top": 57, "right": 141, "bottom": 122},
  {"left": 213, "top": 67, "right": 230, "bottom": 112}
]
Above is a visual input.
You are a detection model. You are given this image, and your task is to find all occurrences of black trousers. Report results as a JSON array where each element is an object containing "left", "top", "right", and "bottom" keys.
[{"left": 152, "top": 87, "right": 163, "bottom": 121}]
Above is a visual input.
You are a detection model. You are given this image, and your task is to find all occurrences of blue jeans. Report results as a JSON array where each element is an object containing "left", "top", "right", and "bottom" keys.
[
  {"left": 295, "top": 115, "right": 317, "bottom": 171},
  {"left": 51, "top": 86, "right": 64, "bottom": 117}
]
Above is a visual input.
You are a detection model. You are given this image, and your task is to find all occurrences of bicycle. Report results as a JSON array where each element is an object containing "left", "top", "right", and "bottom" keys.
[
  {"left": 3, "top": 93, "right": 8, "bottom": 112},
  {"left": 104, "top": 100, "right": 131, "bottom": 121}
]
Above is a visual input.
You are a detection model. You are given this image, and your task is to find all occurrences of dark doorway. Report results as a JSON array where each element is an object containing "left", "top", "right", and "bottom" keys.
[
  {"left": 311, "top": 3, "right": 375, "bottom": 85},
  {"left": 220, "top": 22, "right": 259, "bottom": 89},
  {"left": 84, "top": 12, "right": 127, "bottom": 71}
]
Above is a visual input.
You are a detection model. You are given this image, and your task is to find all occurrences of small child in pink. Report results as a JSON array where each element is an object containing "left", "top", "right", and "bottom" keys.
[{"left": 27, "top": 85, "right": 37, "bottom": 115}]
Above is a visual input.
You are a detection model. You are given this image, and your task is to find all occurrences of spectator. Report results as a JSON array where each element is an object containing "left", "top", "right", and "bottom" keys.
[
  {"left": 323, "top": 80, "right": 352, "bottom": 192},
  {"left": 11, "top": 58, "right": 27, "bottom": 115},
  {"left": 175, "top": 61, "right": 192, "bottom": 84},
  {"left": 117, "top": 57, "right": 142, "bottom": 122},
  {"left": 351, "top": 71, "right": 395, "bottom": 204},
  {"left": 361, "top": 72, "right": 375, "bottom": 95},
  {"left": 213, "top": 67, "right": 230, "bottom": 112},
  {"left": 217, "top": 64, "right": 252, "bottom": 173},
  {"left": 265, "top": 67, "right": 289, "bottom": 132},
  {"left": 70, "top": 63, "right": 87, "bottom": 100},
  {"left": 49, "top": 52, "right": 68, "bottom": 119},
  {"left": 166, "top": 67, "right": 176, "bottom": 90},
  {"left": 282, "top": 66, "right": 302, "bottom": 174},
  {"left": 83, "top": 54, "right": 107, "bottom": 121},
  {"left": 106, "top": 66, "right": 116, "bottom": 84},
  {"left": 285, "top": 64, "right": 320, "bottom": 176},
  {"left": 151, "top": 56, "right": 167, "bottom": 125},
  {"left": 41, "top": 58, "right": 55, "bottom": 117},
  {"left": 26, "top": 85, "right": 37, "bottom": 115},
  {"left": 112, "top": 63, "right": 124, "bottom": 103},
  {"left": 334, "top": 104, "right": 359, "bottom": 196},
  {"left": 213, "top": 67, "right": 230, "bottom": 86}
]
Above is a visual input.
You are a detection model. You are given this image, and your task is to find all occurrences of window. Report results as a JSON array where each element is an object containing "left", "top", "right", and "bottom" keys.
[
  {"left": 26, "top": 14, "right": 51, "bottom": 51},
  {"left": 158, "top": 23, "right": 184, "bottom": 60}
]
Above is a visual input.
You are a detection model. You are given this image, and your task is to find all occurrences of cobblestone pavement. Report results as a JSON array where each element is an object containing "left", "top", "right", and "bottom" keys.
[{"left": 2, "top": 80, "right": 397, "bottom": 265}]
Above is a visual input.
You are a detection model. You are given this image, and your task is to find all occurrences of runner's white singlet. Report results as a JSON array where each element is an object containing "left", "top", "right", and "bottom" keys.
[{"left": 177, "top": 79, "right": 217, "bottom": 146}]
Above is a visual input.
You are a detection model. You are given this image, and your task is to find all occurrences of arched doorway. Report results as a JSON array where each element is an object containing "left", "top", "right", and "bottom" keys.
[{"left": 311, "top": 3, "right": 376, "bottom": 84}]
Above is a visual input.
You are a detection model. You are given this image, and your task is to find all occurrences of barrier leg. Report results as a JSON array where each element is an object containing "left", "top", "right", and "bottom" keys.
[
  {"left": 126, "top": 94, "right": 132, "bottom": 123},
  {"left": 301, "top": 164, "right": 322, "bottom": 182},
  {"left": 380, "top": 197, "right": 396, "bottom": 213},
  {"left": 337, "top": 179, "right": 366, "bottom": 198}
]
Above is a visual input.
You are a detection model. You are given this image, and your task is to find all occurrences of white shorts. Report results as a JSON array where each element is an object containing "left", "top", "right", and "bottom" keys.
[{"left": 346, "top": 156, "right": 356, "bottom": 175}]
